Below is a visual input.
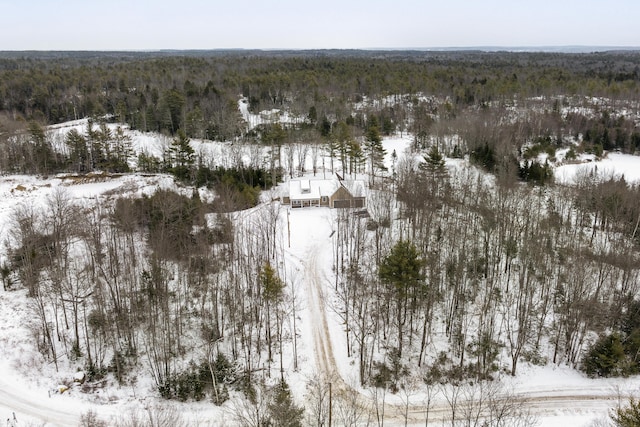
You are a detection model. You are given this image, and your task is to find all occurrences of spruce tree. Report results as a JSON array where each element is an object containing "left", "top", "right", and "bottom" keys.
[
  {"left": 261, "top": 262, "right": 285, "bottom": 362},
  {"left": 169, "top": 129, "right": 195, "bottom": 182},
  {"left": 379, "top": 240, "right": 425, "bottom": 359},
  {"left": 65, "top": 128, "right": 88, "bottom": 173},
  {"left": 364, "top": 116, "right": 387, "bottom": 185},
  {"left": 611, "top": 398, "right": 640, "bottom": 427},
  {"left": 267, "top": 379, "right": 304, "bottom": 427}
]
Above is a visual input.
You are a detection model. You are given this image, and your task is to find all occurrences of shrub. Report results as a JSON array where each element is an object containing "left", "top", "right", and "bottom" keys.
[
  {"left": 518, "top": 160, "right": 553, "bottom": 185},
  {"left": 582, "top": 333, "right": 628, "bottom": 377},
  {"left": 470, "top": 142, "right": 496, "bottom": 172},
  {"left": 611, "top": 398, "right": 640, "bottom": 426},
  {"left": 370, "top": 348, "right": 408, "bottom": 392}
]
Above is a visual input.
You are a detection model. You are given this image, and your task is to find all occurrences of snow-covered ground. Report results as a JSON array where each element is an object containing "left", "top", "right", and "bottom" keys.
[
  {"left": 2, "top": 178, "right": 634, "bottom": 426},
  {"left": 555, "top": 152, "right": 640, "bottom": 185},
  {"left": 3, "top": 119, "right": 640, "bottom": 425}
]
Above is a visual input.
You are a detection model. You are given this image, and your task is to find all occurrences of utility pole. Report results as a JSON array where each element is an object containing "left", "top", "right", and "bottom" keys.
[
  {"left": 287, "top": 209, "right": 291, "bottom": 248},
  {"left": 323, "top": 157, "right": 326, "bottom": 180},
  {"left": 328, "top": 382, "right": 332, "bottom": 427}
]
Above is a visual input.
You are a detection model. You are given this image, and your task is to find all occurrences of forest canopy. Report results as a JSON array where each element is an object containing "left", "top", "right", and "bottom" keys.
[{"left": 2, "top": 51, "right": 640, "bottom": 424}]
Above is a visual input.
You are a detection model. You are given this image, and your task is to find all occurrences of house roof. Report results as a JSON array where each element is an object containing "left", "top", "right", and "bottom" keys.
[
  {"left": 339, "top": 180, "right": 366, "bottom": 197},
  {"left": 289, "top": 179, "right": 338, "bottom": 201},
  {"left": 288, "top": 177, "right": 366, "bottom": 201}
]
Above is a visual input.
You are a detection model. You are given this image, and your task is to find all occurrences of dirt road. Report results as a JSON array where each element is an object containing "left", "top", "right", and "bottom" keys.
[{"left": 301, "top": 239, "right": 623, "bottom": 425}]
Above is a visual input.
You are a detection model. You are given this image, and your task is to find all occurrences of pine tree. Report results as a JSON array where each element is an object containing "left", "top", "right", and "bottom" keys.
[
  {"left": 111, "top": 126, "right": 133, "bottom": 172},
  {"left": 379, "top": 240, "right": 425, "bottom": 359},
  {"left": 421, "top": 145, "right": 446, "bottom": 174},
  {"left": 346, "top": 140, "right": 364, "bottom": 177},
  {"left": 364, "top": 116, "right": 387, "bottom": 185},
  {"left": 611, "top": 398, "right": 640, "bottom": 427},
  {"left": 582, "top": 333, "right": 627, "bottom": 377},
  {"left": 267, "top": 379, "right": 304, "bottom": 427},
  {"left": 419, "top": 145, "right": 449, "bottom": 199},
  {"left": 169, "top": 129, "right": 195, "bottom": 181},
  {"left": 330, "top": 121, "right": 352, "bottom": 173},
  {"left": 65, "top": 128, "right": 88, "bottom": 173},
  {"left": 262, "top": 123, "right": 287, "bottom": 187},
  {"left": 261, "top": 262, "right": 284, "bottom": 304},
  {"left": 261, "top": 262, "right": 285, "bottom": 363},
  {"left": 29, "top": 120, "right": 56, "bottom": 174}
]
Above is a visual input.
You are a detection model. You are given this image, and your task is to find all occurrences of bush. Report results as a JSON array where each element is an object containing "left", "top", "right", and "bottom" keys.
[
  {"left": 80, "top": 410, "right": 107, "bottom": 427},
  {"left": 470, "top": 142, "right": 496, "bottom": 172},
  {"left": 611, "top": 398, "right": 640, "bottom": 426},
  {"left": 565, "top": 147, "right": 577, "bottom": 161},
  {"left": 370, "top": 348, "right": 408, "bottom": 392},
  {"left": 582, "top": 333, "right": 629, "bottom": 377},
  {"left": 518, "top": 160, "right": 553, "bottom": 185},
  {"left": 158, "top": 362, "right": 208, "bottom": 401}
]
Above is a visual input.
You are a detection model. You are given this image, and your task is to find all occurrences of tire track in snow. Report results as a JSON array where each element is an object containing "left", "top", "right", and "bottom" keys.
[
  {"left": 301, "top": 239, "right": 626, "bottom": 425},
  {"left": 305, "top": 242, "right": 338, "bottom": 380},
  {"left": 0, "top": 384, "right": 82, "bottom": 426}
]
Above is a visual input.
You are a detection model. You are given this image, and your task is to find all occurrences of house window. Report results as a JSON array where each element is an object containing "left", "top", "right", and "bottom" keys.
[{"left": 321, "top": 196, "right": 328, "bottom": 203}]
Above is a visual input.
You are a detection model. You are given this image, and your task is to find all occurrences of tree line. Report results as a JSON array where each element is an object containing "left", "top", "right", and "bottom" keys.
[
  {"left": 1, "top": 50, "right": 639, "bottom": 139},
  {"left": 2, "top": 50, "right": 640, "bottom": 425}
]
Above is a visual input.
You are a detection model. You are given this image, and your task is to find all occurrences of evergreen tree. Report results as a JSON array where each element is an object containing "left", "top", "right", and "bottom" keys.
[
  {"left": 582, "top": 333, "right": 627, "bottom": 377},
  {"left": 260, "top": 262, "right": 285, "bottom": 363},
  {"left": 261, "top": 262, "right": 284, "bottom": 304},
  {"left": 470, "top": 142, "right": 496, "bottom": 172},
  {"left": 611, "top": 398, "right": 640, "bottom": 427},
  {"left": 85, "top": 119, "right": 103, "bottom": 170},
  {"left": 346, "top": 140, "right": 364, "bottom": 177},
  {"left": 169, "top": 129, "right": 195, "bottom": 181},
  {"left": 379, "top": 240, "right": 425, "bottom": 359},
  {"left": 110, "top": 125, "right": 133, "bottom": 172},
  {"left": 65, "top": 128, "right": 88, "bottom": 173},
  {"left": 307, "top": 105, "right": 318, "bottom": 125},
  {"left": 262, "top": 123, "right": 287, "bottom": 187},
  {"left": 421, "top": 145, "right": 446, "bottom": 174},
  {"left": 318, "top": 116, "right": 331, "bottom": 137},
  {"left": 518, "top": 160, "right": 553, "bottom": 186},
  {"left": 161, "top": 88, "right": 186, "bottom": 133},
  {"left": 29, "top": 120, "right": 56, "bottom": 174},
  {"left": 267, "top": 379, "right": 304, "bottom": 427},
  {"left": 420, "top": 145, "right": 449, "bottom": 199},
  {"left": 363, "top": 116, "right": 387, "bottom": 185},
  {"left": 331, "top": 121, "right": 352, "bottom": 174}
]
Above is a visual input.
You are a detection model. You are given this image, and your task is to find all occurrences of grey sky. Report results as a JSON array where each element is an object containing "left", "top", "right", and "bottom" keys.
[{"left": 2, "top": 0, "right": 639, "bottom": 50}]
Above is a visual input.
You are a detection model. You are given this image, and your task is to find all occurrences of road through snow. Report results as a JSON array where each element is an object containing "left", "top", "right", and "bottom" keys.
[
  {"left": 0, "top": 376, "right": 84, "bottom": 426},
  {"left": 297, "top": 211, "right": 630, "bottom": 426},
  {"left": 305, "top": 242, "right": 338, "bottom": 380},
  {"left": 0, "top": 204, "right": 633, "bottom": 426}
]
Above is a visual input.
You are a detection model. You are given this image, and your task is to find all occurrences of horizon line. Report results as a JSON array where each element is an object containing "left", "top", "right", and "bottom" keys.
[{"left": 1, "top": 45, "right": 639, "bottom": 54}]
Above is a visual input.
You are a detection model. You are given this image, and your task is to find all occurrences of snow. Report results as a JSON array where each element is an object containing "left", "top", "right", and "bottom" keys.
[
  {"left": 4, "top": 121, "right": 640, "bottom": 425},
  {"left": 555, "top": 152, "right": 640, "bottom": 185},
  {"left": 237, "top": 97, "right": 307, "bottom": 131},
  {"left": 288, "top": 178, "right": 338, "bottom": 202},
  {"left": 382, "top": 134, "right": 414, "bottom": 170},
  {"left": 280, "top": 201, "right": 631, "bottom": 426}
]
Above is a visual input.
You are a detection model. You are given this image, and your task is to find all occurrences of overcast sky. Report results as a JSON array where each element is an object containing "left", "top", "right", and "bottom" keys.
[{"left": 2, "top": 0, "right": 639, "bottom": 50}]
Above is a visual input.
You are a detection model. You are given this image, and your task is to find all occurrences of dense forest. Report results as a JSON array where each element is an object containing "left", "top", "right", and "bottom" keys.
[
  {"left": 2, "top": 50, "right": 640, "bottom": 426},
  {"left": 1, "top": 50, "right": 640, "bottom": 178}
]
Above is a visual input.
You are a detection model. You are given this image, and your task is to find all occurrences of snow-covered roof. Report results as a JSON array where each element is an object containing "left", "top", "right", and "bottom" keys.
[
  {"left": 339, "top": 180, "right": 366, "bottom": 197},
  {"left": 289, "top": 179, "right": 339, "bottom": 201},
  {"left": 288, "top": 178, "right": 367, "bottom": 201}
]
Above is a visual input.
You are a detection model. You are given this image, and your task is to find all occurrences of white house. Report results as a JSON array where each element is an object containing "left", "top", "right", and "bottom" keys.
[{"left": 283, "top": 177, "right": 366, "bottom": 208}]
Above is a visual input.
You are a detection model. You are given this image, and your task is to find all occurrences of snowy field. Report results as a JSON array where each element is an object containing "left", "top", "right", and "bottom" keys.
[
  {"left": 555, "top": 152, "right": 640, "bottom": 185},
  {"left": 2, "top": 122, "right": 640, "bottom": 425}
]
